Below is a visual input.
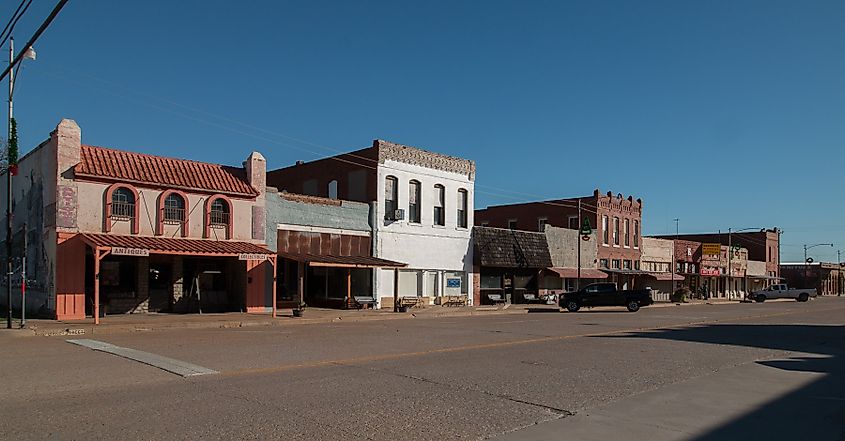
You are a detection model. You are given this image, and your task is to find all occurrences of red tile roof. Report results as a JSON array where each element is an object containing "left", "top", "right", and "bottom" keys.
[
  {"left": 74, "top": 145, "right": 258, "bottom": 197},
  {"left": 80, "top": 233, "right": 272, "bottom": 256}
]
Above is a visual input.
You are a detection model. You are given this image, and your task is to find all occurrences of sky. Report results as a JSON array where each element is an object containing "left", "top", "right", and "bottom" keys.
[{"left": 5, "top": 0, "right": 844, "bottom": 262}]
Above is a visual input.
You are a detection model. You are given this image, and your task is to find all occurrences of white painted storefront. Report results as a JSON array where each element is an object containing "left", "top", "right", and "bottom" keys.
[{"left": 373, "top": 159, "right": 474, "bottom": 307}]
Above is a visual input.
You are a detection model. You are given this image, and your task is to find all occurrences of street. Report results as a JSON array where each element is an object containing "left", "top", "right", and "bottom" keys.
[{"left": 2, "top": 298, "right": 844, "bottom": 440}]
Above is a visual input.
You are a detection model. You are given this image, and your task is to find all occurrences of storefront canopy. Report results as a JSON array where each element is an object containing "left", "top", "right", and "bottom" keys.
[
  {"left": 277, "top": 252, "right": 406, "bottom": 269},
  {"left": 546, "top": 267, "right": 608, "bottom": 279},
  {"left": 79, "top": 233, "right": 274, "bottom": 257},
  {"left": 643, "top": 272, "right": 686, "bottom": 282},
  {"left": 600, "top": 268, "right": 652, "bottom": 276}
]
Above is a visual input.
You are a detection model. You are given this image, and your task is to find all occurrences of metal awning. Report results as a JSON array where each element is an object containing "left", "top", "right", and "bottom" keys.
[
  {"left": 546, "top": 268, "right": 608, "bottom": 279},
  {"left": 643, "top": 272, "right": 686, "bottom": 281},
  {"left": 80, "top": 233, "right": 273, "bottom": 257},
  {"left": 277, "top": 252, "right": 406, "bottom": 269}
]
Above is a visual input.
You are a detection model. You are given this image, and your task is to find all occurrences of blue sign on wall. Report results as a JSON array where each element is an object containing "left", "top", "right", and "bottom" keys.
[{"left": 446, "top": 278, "right": 461, "bottom": 288}]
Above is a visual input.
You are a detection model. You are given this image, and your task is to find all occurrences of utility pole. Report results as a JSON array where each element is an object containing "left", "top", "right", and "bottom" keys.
[
  {"left": 576, "top": 199, "right": 581, "bottom": 292},
  {"left": 20, "top": 222, "right": 25, "bottom": 327},
  {"left": 728, "top": 228, "right": 733, "bottom": 300},
  {"left": 6, "top": 37, "right": 13, "bottom": 329},
  {"left": 672, "top": 218, "right": 678, "bottom": 296},
  {"left": 838, "top": 249, "right": 842, "bottom": 297}
]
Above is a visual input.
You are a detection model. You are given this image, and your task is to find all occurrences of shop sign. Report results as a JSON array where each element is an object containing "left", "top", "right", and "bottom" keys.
[
  {"left": 111, "top": 247, "right": 150, "bottom": 257},
  {"left": 446, "top": 278, "right": 462, "bottom": 288},
  {"left": 700, "top": 268, "right": 720, "bottom": 276},
  {"left": 702, "top": 243, "right": 721, "bottom": 256},
  {"left": 238, "top": 253, "right": 268, "bottom": 261}
]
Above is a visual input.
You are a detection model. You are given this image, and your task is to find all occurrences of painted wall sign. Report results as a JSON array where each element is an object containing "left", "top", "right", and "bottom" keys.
[
  {"left": 110, "top": 247, "right": 150, "bottom": 257},
  {"left": 239, "top": 253, "right": 268, "bottom": 261},
  {"left": 702, "top": 243, "right": 721, "bottom": 256}
]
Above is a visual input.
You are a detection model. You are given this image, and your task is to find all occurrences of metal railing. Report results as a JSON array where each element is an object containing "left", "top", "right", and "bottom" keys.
[
  {"left": 111, "top": 201, "right": 135, "bottom": 219},
  {"left": 210, "top": 210, "right": 230, "bottom": 226},
  {"left": 163, "top": 207, "right": 185, "bottom": 223}
]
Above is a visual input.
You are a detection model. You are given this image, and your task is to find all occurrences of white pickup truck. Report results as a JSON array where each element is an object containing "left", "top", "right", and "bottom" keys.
[{"left": 749, "top": 284, "right": 817, "bottom": 303}]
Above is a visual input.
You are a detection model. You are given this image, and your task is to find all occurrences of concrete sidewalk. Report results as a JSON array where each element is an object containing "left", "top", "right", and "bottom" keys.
[{"left": 1, "top": 299, "right": 746, "bottom": 338}]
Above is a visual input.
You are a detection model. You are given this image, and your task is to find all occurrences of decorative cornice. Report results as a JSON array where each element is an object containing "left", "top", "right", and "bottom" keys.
[{"left": 374, "top": 139, "right": 475, "bottom": 180}]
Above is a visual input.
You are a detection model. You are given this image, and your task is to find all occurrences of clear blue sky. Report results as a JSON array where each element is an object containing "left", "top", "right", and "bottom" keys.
[{"left": 7, "top": 1, "right": 845, "bottom": 262}]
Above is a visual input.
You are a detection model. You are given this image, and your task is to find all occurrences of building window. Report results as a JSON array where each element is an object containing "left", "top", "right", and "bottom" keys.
[
  {"left": 602, "top": 215, "right": 609, "bottom": 245},
  {"left": 384, "top": 176, "right": 398, "bottom": 220},
  {"left": 568, "top": 216, "right": 579, "bottom": 229},
  {"left": 408, "top": 180, "right": 421, "bottom": 223},
  {"left": 624, "top": 218, "right": 630, "bottom": 247},
  {"left": 111, "top": 187, "right": 135, "bottom": 219},
  {"left": 538, "top": 218, "right": 547, "bottom": 231},
  {"left": 600, "top": 259, "right": 609, "bottom": 268},
  {"left": 457, "top": 189, "right": 468, "bottom": 229},
  {"left": 328, "top": 180, "right": 338, "bottom": 200},
  {"left": 634, "top": 261, "right": 640, "bottom": 270},
  {"left": 634, "top": 220, "right": 639, "bottom": 248},
  {"left": 612, "top": 259, "right": 621, "bottom": 269},
  {"left": 209, "top": 198, "right": 230, "bottom": 226},
  {"left": 613, "top": 217, "right": 620, "bottom": 246},
  {"left": 433, "top": 184, "right": 445, "bottom": 226},
  {"left": 163, "top": 193, "right": 186, "bottom": 223},
  {"left": 508, "top": 219, "right": 518, "bottom": 230},
  {"left": 623, "top": 260, "right": 632, "bottom": 270}
]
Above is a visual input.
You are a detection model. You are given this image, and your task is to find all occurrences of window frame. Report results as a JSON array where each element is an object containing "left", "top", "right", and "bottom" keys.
[
  {"left": 384, "top": 175, "right": 399, "bottom": 221},
  {"left": 408, "top": 180, "right": 421, "bottom": 224},
  {"left": 457, "top": 188, "right": 468, "bottom": 229},
  {"left": 433, "top": 184, "right": 445, "bottom": 226}
]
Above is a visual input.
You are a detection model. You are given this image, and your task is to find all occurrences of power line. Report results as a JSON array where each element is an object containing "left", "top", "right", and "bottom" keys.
[
  {"left": 0, "top": 0, "right": 31, "bottom": 49},
  {"left": 0, "top": 0, "right": 68, "bottom": 84}
]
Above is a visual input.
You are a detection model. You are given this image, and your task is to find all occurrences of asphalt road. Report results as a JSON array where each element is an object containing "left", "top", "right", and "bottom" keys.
[{"left": 2, "top": 298, "right": 844, "bottom": 440}]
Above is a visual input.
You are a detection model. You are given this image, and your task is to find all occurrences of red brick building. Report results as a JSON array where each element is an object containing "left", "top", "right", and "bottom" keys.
[
  {"left": 654, "top": 229, "right": 780, "bottom": 280},
  {"left": 475, "top": 189, "right": 643, "bottom": 284}
]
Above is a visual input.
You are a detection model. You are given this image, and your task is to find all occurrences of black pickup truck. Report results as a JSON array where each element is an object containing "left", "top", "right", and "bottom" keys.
[{"left": 559, "top": 283, "right": 653, "bottom": 312}]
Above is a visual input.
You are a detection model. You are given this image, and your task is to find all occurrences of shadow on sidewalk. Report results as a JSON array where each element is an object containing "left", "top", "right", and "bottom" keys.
[{"left": 598, "top": 324, "right": 845, "bottom": 440}]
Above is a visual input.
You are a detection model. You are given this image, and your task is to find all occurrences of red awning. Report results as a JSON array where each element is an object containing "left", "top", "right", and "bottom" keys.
[
  {"left": 79, "top": 233, "right": 273, "bottom": 256},
  {"left": 277, "top": 252, "right": 406, "bottom": 269},
  {"left": 546, "top": 268, "right": 609, "bottom": 279}
]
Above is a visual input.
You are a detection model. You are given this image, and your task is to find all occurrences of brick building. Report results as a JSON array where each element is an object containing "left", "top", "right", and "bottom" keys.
[
  {"left": 268, "top": 139, "right": 475, "bottom": 308},
  {"left": 781, "top": 262, "right": 844, "bottom": 296},
  {"left": 0, "top": 119, "right": 276, "bottom": 322},
  {"left": 654, "top": 229, "right": 780, "bottom": 280},
  {"left": 475, "top": 189, "right": 643, "bottom": 287}
]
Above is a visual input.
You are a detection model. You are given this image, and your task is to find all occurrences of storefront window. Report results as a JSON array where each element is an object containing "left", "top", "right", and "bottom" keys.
[{"left": 481, "top": 274, "right": 502, "bottom": 289}]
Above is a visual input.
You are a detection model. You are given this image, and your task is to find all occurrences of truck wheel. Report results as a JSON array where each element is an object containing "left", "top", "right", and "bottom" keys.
[
  {"left": 755, "top": 294, "right": 766, "bottom": 303},
  {"left": 798, "top": 293, "right": 809, "bottom": 302},
  {"left": 626, "top": 300, "right": 640, "bottom": 312},
  {"left": 565, "top": 301, "right": 580, "bottom": 312}
]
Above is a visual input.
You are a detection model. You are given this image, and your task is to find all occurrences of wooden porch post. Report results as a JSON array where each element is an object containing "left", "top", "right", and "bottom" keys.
[
  {"left": 271, "top": 256, "right": 278, "bottom": 318},
  {"left": 93, "top": 247, "right": 110, "bottom": 325},
  {"left": 347, "top": 268, "right": 352, "bottom": 307},
  {"left": 393, "top": 267, "right": 399, "bottom": 312},
  {"left": 297, "top": 261, "right": 305, "bottom": 307}
]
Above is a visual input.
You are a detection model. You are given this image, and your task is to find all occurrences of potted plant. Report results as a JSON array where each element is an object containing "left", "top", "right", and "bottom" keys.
[
  {"left": 293, "top": 301, "right": 306, "bottom": 317},
  {"left": 671, "top": 288, "right": 691, "bottom": 303}
]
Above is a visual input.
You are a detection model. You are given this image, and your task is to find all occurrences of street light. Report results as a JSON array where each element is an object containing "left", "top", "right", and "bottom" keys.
[
  {"left": 6, "top": 37, "right": 35, "bottom": 329},
  {"left": 672, "top": 218, "right": 678, "bottom": 296},
  {"left": 804, "top": 243, "right": 834, "bottom": 265}
]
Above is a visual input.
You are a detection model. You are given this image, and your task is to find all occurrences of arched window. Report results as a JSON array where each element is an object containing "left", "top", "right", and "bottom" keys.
[
  {"left": 163, "top": 193, "right": 186, "bottom": 223},
  {"left": 384, "top": 176, "right": 398, "bottom": 220},
  {"left": 433, "top": 184, "right": 445, "bottom": 226},
  {"left": 408, "top": 180, "right": 421, "bottom": 223},
  {"left": 111, "top": 187, "right": 135, "bottom": 219},
  {"left": 328, "top": 180, "right": 338, "bottom": 200},
  {"left": 210, "top": 198, "right": 229, "bottom": 226}
]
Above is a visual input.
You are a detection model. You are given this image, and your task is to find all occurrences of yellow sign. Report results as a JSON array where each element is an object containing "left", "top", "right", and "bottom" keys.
[{"left": 702, "top": 243, "right": 721, "bottom": 256}]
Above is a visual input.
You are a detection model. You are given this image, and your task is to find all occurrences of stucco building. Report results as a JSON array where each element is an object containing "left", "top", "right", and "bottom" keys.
[
  {"left": 267, "top": 139, "right": 475, "bottom": 308},
  {"left": 0, "top": 119, "right": 276, "bottom": 322}
]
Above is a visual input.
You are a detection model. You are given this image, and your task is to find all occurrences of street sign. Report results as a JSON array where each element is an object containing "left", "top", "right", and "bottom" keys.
[
  {"left": 111, "top": 247, "right": 149, "bottom": 257},
  {"left": 579, "top": 218, "right": 592, "bottom": 235},
  {"left": 581, "top": 234, "right": 590, "bottom": 241},
  {"left": 702, "top": 243, "right": 721, "bottom": 256},
  {"left": 239, "top": 253, "right": 268, "bottom": 261}
]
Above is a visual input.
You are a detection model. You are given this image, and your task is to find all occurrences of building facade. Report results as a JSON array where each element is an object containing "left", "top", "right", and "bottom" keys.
[
  {"left": 475, "top": 189, "right": 643, "bottom": 287},
  {"left": 267, "top": 139, "right": 475, "bottom": 308},
  {"left": 0, "top": 119, "right": 276, "bottom": 321},
  {"left": 781, "top": 262, "right": 845, "bottom": 296},
  {"left": 655, "top": 229, "right": 780, "bottom": 280}
]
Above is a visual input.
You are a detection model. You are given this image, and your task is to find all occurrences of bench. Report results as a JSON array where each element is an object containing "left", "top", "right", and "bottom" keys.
[
  {"left": 352, "top": 296, "right": 377, "bottom": 309},
  {"left": 398, "top": 296, "right": 423, "bottom": 309},
  {"left": 486, "top": 293, "right": 505, "bottom": 304},
  {"left": 521, "top": 293, "right": 538, "bottom": 302},
  {"left": 437, "top": 295, "right": 467, "bottom": 307}
]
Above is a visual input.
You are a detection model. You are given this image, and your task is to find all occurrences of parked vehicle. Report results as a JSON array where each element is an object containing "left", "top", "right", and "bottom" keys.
[
  {"left": 749, "top": 284, "right": 817, "bottom": 303},
  {"left": 559, "top": 283, "right": 653, "bottom": 312}
]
